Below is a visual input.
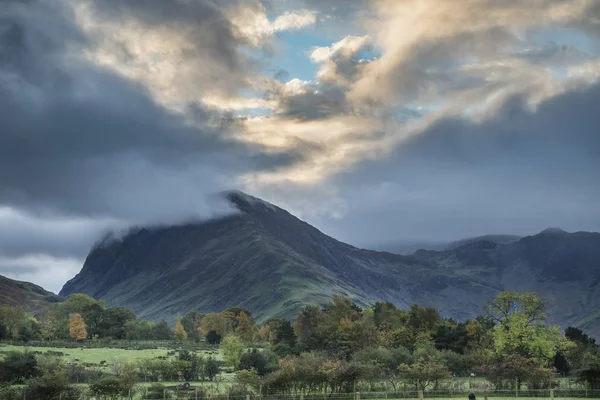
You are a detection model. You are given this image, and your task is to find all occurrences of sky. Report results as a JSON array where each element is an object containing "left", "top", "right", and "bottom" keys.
[{"left": 1, "top": 0, "right": 600, "bottom": 293}]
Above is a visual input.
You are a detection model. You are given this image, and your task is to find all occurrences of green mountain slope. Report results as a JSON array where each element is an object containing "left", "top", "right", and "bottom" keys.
[
  {"left": 0, "top": 275, "right": 62, "bottom": 311},
  {"left": 60, "top": 192, "right": 600, "bottom": 337}
]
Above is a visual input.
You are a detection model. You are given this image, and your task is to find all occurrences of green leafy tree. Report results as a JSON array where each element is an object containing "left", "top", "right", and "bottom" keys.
[
  {"left": 235, "top": 369, "right": 262, "bottom": 393},
  {"left": 271, "top": 319, "right": 297, "bottom": 356},
  {"left": 153, "top": 320, "right": 173, "bottom": 340},
  {"left": 0, "top": 306, "right": 29, "bottom": 340},
  {"left": 398, "top": 354, "right": 450, "bottom": 391},
  {"left": 204, "top": 357, "right": 220, "bottom": 381},
  {"left": 222, "top": 334, "right": 245, "bottom": 369},
  {"left": 486, "top": 291, "right": 568, "bottom": 389}
]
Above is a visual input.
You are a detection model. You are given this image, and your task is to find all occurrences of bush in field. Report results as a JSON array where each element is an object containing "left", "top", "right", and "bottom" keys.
[
  {"left": 145, "top": 383, "right": 167, "bottom": 399},
  {"left": 89, "top": 376, "right": 137, "bottom": 399},
  {"left": 0, "top": 350, "right": 38, "bottom": 383},
  {"left": 25, "top": 373, "right": 82, "bottom": 400},
  {"left": 204, "top": 357, "right": 220, "bottom": 381}
]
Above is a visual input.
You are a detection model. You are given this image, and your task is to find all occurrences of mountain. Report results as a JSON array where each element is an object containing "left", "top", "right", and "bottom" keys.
[
  {"left": 60, "top": 192, "right": 600, "bottom": 337},
  {"left": 372, "top": 234, "right": 521, "bottom": 254},
  {"left": 369, "top": 241, "right": 449, "bottom": 255},
  {"left": 0, "top": 275, "right": 62, "bottom": 311},
  {"left": 60, "top": 191, "right": 493, "bottom": 324},
  {"left": 444, "top": 234, "right": 522, "bottom": 250},
  {"left": 413, "top": 228, "right": 600, "bottom": 337}
]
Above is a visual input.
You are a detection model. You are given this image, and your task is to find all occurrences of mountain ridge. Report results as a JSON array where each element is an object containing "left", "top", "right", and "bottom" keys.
[
  {"left": 0, "top": 275, "right": 62, "bottom": 311},
  {"left": 59, "top": 191, "right": 600, "bottom": 336}
]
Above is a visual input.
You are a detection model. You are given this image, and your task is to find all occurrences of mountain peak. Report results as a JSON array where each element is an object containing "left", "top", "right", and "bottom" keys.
[
  {"left": 224, "top": 190, "right": 278, "bottom": 213},
  {"left": 538, "top": 227, "right": 568, "bottom": 236}
]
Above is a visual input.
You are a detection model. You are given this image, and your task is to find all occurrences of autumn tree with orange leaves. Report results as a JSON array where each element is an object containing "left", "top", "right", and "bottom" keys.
[{"left": 69, "top": 313, "right": 87, "bottom": 341}]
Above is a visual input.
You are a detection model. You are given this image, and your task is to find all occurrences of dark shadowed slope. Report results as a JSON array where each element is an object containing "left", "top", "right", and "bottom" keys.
[
  {"left": 60, "top": 192, "right": 600, "bottom": 336},
  {"left": 0, "top": 275, "right": 62, "bottom": 311}
]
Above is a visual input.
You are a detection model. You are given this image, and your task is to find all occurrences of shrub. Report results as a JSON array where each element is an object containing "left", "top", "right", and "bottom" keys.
[
  {"left": 89, "top": 376, "right": 137, "bottom": 400},
  {"left": 145, "top": 383, "right": 167, "bottom": 399},
  {"left": 25, "top": 372, "right": 82, "bottom": 400},
  {"left": 0, "top": 350, "right": 38, "bottom": 383}
]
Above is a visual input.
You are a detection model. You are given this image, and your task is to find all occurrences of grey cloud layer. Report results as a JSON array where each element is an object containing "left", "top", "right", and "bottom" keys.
[
  {"left": 0, "top": 0, "right": 304, "bottom": 286},
  {"left": 0, "top": 0, "right": 300, "bottom": 219},
  {"left": 1, "top": 0, "right": 599, "bottom": 292},
  {"left": 318, "top": 82, "right": 600, "bottom": 245}
]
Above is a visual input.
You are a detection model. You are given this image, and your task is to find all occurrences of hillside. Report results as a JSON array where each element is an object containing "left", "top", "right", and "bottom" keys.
[
  {"left": 60, "top": 192, "right": 600, "bottom": 336},
  {"left": 0, "top": 275, "right": 62, "bottom": 311},
  {"left": 413, "top": 227, "right": 600, "bottom": 337},
  {"left": 60, "top": 191, "right": 492, "bottom": 324}
]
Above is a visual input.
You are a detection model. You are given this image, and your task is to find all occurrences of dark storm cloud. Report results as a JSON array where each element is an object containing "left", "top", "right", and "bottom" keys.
[
  {"left": 322, "top": 82, "right": 600, "bottom": 246},
  {"left": 0, "top": 0, "right": 301, "bottom": 220}
]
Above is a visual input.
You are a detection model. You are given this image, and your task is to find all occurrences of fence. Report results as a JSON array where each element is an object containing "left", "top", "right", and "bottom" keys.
[
  {"left": 2, "top": 388, "right": 600, "bottom": 400},
  {"left": 135, "top": 389, "right": 600, "bottom": 400}
]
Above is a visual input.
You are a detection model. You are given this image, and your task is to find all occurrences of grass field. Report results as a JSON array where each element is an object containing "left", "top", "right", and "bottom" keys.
[{"left": 0, "top": 343, "right": 224, "bottom": 366}]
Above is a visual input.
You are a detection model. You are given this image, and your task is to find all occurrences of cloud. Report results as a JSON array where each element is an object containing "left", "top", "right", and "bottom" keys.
[
  {"left": 312, "top": 79, "right": 600, "bottom": 245},
  {"left": 0, "top": 0, "right": 308, "bottom": 288},
  {"left": 0, "top": 254, "right": 83, "bottom": 294},
  {"left": 347, "top": 0, "right": 597, "bottom": 106},
  {"left": 227, "top": 3, "right": 316, "bottom": 47},
  {"left": 310, "top": 35, "right": 372, "bottom": 86},
  {"left": 1, "top": 0, "right": 600, "bottom": 292}
]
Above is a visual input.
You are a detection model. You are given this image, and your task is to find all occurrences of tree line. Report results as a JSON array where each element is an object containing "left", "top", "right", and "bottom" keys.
[{"left": 2, "top": 291, "right": 600, "bottom": 395}]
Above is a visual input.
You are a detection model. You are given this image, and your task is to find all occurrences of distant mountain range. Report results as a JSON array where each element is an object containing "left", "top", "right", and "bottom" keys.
[
  {"left": 374, "top": 234, "right": 522, "bottom": 254},
  {"left": 56, "top": 191, "right": 600, "bottom": 337},
  {"left": 0, "top": 275, "right": 62, "bottom": 311}
]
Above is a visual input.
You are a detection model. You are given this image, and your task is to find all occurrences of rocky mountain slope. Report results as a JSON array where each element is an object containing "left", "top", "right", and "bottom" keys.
[
  {"left": 0, "top": 275, "right": 62, "bottom": 311},
  {"left": 60, "top": 192, "right": 600, "bottom": 336}
]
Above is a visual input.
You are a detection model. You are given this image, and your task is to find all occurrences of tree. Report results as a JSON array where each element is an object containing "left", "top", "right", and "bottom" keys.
[
  {"left": 69, "top": 313, "right": 87, "bottom": 341},
  {"left": 239, "top": 348, "right": 279, "bottom": 376},
  {"left": 486, "top": 292, "right": 568, "bottom": 389},
  {"left": 154, "top": 321, "right": 173, "bottom": 340},
  {"left": 199, "top": 313, "right": 234, "bottom": 337},
  {"left": 235, "top": 369, "right": 262, "bottom": 393},
  {"left": 271, "top": 319, "right": 297, "bottom": 356},
  {"left": 175, "top": 320, "right": 188, "bottom": 341},
  {"left": 236, "top": 312, "right": 257, "bottom": 342},
  {"left": 398, "top": 355, "right": 450, "bottom": 391},
  {"left": 0, "top": 306, "right": 29, "bottom": 340},
  {"left": 222, "top": 334, "right": 245, "bottom": 369},
  {"left": 102, "top": 307, "right": 136, "bottom": 339},
  {"left": 181, "top": 311, "right": 203, "bottom": 342},
  {"left": 205, "top": 357, "right": 220, "bottom": 381},
  {"left": 206, "top": 329, "right": 222, "bottom": 344}
]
